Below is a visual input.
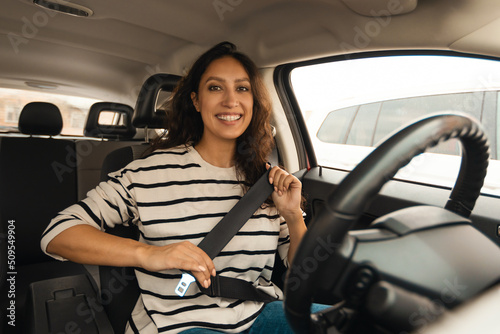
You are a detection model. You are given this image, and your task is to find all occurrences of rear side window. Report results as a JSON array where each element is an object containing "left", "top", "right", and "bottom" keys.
[
  {"left": 291, "top": 54, "right": 500, "bottom": 196},
  {"left": 0, "top": 88, "right": 100, "bottom": 136}
]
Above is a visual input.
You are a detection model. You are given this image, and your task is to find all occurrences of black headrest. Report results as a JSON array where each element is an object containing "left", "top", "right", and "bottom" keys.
[
  {"left": 18, "top": 102, "right": 63, "bottom": 136},
  {"left": 133, "top": 74, "right": 181, "bottom": 128},
  {"left": 84, "top": 102, "right": 136, "bottom": 139}
]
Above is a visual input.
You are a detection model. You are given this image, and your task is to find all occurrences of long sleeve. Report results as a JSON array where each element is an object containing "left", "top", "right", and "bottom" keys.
[{"left": 40, "top": 173, "right": 139, "bottom": 261}]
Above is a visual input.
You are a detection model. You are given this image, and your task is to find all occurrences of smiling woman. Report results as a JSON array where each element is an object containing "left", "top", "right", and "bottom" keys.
[
  {"left": 191, "top": 56, "right": 254, "bottom": 167},
  {"left": 41, "top": 41, "right": 312, "bottom": 334}
]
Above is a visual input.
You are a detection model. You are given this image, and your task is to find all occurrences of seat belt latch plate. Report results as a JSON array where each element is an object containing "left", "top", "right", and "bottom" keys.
[{"left": 175, "top": 272, "right": 196, "bottom": 297}]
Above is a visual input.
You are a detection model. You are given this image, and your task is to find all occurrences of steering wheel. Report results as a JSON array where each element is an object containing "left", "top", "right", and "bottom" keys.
[{"left": 284, "top": 113, "right": 490, "bottom": 333}]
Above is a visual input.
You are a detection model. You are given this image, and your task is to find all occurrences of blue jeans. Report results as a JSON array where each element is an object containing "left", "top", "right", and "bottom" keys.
[{"left": 179, "top": 301, "right": 329, "bottom": 333}]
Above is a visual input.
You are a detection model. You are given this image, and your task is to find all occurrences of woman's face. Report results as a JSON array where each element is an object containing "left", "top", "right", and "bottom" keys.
[{"left": 191, "top": 56, "right": 253, "bottom": 145}]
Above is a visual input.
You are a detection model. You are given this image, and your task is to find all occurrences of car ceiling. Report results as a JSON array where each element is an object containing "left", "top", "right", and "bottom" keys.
[{"left": 1, "top": 0, "right": 500, "bottom": 105}]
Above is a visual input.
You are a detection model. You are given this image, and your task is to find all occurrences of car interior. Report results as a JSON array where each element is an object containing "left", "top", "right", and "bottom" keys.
[{"left": 1, "top": 0, "right": 500, "bottom": 333}]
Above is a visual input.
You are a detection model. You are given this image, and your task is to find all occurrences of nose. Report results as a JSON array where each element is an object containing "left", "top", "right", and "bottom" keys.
[{"left": 222, "top": 90, "right": 239, "bottom": 108}]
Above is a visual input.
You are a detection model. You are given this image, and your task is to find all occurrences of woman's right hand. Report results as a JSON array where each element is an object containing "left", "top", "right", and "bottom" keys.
[
  {"left": 138, "top": 241, "right": 216, "bottom": 289},
  {"left": 47, "top": 225, "right": 216, "bottom": 289}
]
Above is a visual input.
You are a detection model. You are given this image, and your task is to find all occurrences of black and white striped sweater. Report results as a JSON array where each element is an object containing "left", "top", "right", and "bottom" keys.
[{"left": 41, "top": 145, "right": 290, "bottom": 333}]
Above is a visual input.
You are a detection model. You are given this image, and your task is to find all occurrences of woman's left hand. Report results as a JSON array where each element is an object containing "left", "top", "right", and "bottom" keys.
[{"left": 267, "top": 165, "right": 303, "bottom": 222}]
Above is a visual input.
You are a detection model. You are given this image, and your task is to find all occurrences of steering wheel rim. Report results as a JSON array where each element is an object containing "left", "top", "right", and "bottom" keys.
[{"left": 284, "top": 113, "right": 490, "bottom": 333}]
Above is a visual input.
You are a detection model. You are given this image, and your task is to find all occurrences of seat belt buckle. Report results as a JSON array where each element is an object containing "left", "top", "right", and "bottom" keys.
[{"left": 175, "top": 272, "right": 196, "bottom": 297}]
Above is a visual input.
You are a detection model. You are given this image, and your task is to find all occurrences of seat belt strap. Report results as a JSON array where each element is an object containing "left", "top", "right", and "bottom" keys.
[
  {"left": 197, "top": 168, "right": 273, "bottom": 258},
  {"left": 198, "top": 274, "right": 278, "bottom": 302},
  {"left": 175, "top": 167, "right": 278, "bottom": 302}
]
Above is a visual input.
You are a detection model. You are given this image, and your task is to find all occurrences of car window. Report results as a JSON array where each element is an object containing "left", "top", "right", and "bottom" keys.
[
  {"left": 0, "top": 87, "right": 100, "bottom": 136},
  {"left": 291, "top": 55, "right": 500, "bottom": 196}
]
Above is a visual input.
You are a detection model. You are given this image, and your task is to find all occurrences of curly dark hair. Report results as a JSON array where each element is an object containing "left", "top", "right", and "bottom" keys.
[{"left": 150, "top": 42, "right": 274, "bottom": 190}]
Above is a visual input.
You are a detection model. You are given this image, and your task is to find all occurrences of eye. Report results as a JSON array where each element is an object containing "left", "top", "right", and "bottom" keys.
[
  {"left": 237, "top": 86, "right": 250, "bottom": 92},
  {"left": 209, "top": 85, "right": 222, "bottom": 91}
]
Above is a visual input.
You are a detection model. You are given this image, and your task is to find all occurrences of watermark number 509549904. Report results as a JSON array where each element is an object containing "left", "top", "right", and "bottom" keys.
[{"left": 6, "top": 219, "right": 16, "bottom": 327}]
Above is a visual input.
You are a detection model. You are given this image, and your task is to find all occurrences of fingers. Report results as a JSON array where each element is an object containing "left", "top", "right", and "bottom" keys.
[
  {"left": 185, "top": 243, "right": 216, "bottom": 288},
  {"left": 143, "top": 241, "right": 216, "bottom": 289},
  {"left": 268, "top": 166, "right": 300, "bottom": 196},
  {"left": 176, "top": 241, "right": 215, "bottom": 288},
  {"left": 269, "top": 166, "right": 285, "bottom": 195}
]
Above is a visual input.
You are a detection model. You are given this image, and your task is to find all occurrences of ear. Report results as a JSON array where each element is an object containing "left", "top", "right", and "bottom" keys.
[{"left": 191, "top": 92, "right": 200, "bottom": 112}]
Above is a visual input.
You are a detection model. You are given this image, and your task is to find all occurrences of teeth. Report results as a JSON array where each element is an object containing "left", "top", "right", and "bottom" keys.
[{"left": 217, "top": 114, "right": 242, "bottom": 121}]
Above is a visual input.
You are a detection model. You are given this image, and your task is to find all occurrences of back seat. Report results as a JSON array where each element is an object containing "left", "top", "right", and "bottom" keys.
[
  {"left": 0, "top": 102, "right": 90, "bottom": 331},
  {"left": 0, "top": 101, "right": 142, "bottom": 264},
  {"left": 0, "top": 102, "right": 78, "bottom": 266},
  {"left": 0, "top": 100, "right": 143, "bottom": 331}
]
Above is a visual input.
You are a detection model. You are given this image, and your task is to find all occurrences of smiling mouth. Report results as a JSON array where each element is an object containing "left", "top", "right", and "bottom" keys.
[{"left": 216, "top": 114, "right": 242, "bottom": 121}]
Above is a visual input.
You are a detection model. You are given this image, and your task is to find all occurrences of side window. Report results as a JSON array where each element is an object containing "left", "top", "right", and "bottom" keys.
[{"left": 291, "top": 55, "right": 500, "bottom": 196}]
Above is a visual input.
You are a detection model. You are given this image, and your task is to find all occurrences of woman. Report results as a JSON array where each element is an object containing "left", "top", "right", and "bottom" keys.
[{"left": 41, "top": 42, "right": 313, "bottom": 333}]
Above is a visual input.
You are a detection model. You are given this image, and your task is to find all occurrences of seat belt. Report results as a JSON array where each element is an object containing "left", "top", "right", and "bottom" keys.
[{"left": 174, "top": 167, "right": 278, "bottom": 302}]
